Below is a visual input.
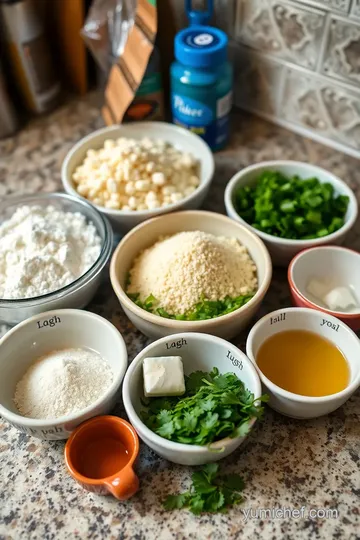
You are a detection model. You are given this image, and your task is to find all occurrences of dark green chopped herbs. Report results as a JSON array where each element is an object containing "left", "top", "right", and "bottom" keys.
[
  {"left": 127, "top": 292, "right": 255, "bottom": 320},
  {"left": 163, "top": 463, "right": 245, "bottom": 515},
  {"left": 141, "top": 367, "right": 268, "bottom": 446},
  {"left": 234, "top": 170, "right": 349, "bottom": 240}
]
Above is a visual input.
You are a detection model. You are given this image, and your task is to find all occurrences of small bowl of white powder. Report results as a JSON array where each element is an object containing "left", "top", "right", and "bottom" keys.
[
  {"left": 0, "top": 192, "right": 113, "bottom": 325},
  {"left": 0, "top": 309, "right": 128, "bottom": 440}
]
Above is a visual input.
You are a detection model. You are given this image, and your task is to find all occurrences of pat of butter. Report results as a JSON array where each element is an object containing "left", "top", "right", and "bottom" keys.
[
  {"left": 323, "top": 287, "right": 357, "bottom": 311},
  {"left": 143, "top": 356, "right": 185, "bottom": 397},
  {"left": 307, "top": 279, "right": 329, "bottom": 301}
]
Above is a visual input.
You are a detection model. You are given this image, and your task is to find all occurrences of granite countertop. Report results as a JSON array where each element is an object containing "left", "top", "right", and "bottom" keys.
[{"left": 0, "top": 95, "right": 359, "bottom": 540}]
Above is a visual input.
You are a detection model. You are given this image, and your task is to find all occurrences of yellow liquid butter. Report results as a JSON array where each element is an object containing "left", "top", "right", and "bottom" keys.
[{"left": 256, "top": 330, "right": 349, "bottom": 397}]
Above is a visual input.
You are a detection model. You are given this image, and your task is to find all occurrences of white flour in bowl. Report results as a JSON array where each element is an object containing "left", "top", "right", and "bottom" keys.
[
  {"left": 0, "top": 205, "right": 101, "bottom": 299},
  {"left": 14, "top": 348, "right": 113, "bottom": 419}
]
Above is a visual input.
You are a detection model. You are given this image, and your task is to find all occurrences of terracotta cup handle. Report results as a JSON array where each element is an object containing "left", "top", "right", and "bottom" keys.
[{"left": 104, "top": 466, "right": 139, "bottom": 500}]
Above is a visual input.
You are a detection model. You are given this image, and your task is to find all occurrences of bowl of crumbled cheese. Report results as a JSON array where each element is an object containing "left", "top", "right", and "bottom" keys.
[
  {"left": 61, "top": 122, "right": 215, "bottom": 232},
  {"left": 0, "top": 309, "right": 127, "bottom": 440},
  {"left": 110, "top": 210, "right": 272, "bottom": 340},
  {"left": 0, "top": 192, "right": 113, "bottom": 325}
]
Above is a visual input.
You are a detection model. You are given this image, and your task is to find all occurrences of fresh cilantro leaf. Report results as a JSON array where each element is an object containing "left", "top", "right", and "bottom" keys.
[
  {"left": 183, "top": 411, "right": 197, "bottom": 433},
  {"left": 192, "top": 471, "right": 217, "bottom": 494},
  {"left": 231, "top": 421, "right": 251, "bottom": 438},
  {"left": 157, "top": 410, "right": 173, "bottom": 426},
  {"left": 141, "top": 368, "right": 267, "bottom": 446},
  {"left": 204, "top": 490, "right": 225, "bottom": 512},
  {"left": 203, "top": 412, "right": 219, "bottom": 431},
  {"left": 220, "top": 408, "right": 233, "bottom": 419},
  {"left": 201, "top": 399, "right": 216, "bottom": 412},
  {"left": 163, "top": 493, "right": 189, "bottom": 510},
  {"left": 163, "top": 464, "right": 245, "bottom": 515},
  {"left": 156, "top": 421, "right": 174, "bottom": 439},
  {"left": 201, "top": 463, "right": 219, "bottom": 483},
  {"left": 185, "top": 371, "right": 211, "bottom": 393},
  {"left": 189, "top": 495, "right": 205, "bottom": 515},
  {"left": 221, "top": 474, "right": 245, "bottom": 492}
]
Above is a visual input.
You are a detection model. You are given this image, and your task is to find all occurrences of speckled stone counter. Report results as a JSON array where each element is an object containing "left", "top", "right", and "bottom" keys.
[{"left": 0, "top": 95, "right": 359, "bottom": 540}]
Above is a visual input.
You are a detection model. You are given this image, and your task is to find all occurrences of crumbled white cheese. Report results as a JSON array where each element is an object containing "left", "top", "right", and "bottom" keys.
[
  {"left": 307, "top": 279, "right": 358, "bottom": 312},
  {"left": 143, "top": 356, "right": 185, "bottom": 397},
  {"left": 72, "top": 137, "right": 200, "bottom": 211},
  {"left": 323, "top": 287, "right": 357, "bottom": 311},
  {"left": 127, "top": 231, "right": 258, "bottom": 315},
  {"left": 0, "top": 205, "right": 101, "bottom": 299},
  {"left": 307, "top": 279, "right": 329, "bottom": 301}
]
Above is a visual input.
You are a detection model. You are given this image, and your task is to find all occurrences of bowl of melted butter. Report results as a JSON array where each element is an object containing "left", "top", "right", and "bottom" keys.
[{"left": 246, "top": 307, "right": 360, "bottom": 419}]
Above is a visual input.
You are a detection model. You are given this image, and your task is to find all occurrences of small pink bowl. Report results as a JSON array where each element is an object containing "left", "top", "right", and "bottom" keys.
[{"left": 288, "top": 246, "right": 360, "bottom": 331}]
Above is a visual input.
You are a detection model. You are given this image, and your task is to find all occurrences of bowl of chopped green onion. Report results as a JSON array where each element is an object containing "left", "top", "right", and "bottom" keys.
[
  {"left": 224, "top": 161, "right": 358, "bottom": 266},
  {"left": 122, "top": 332, "right": 265, "bottom": 465}
]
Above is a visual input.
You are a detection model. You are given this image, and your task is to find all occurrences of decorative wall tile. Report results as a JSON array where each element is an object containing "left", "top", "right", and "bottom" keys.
[
  {"left": 230, "top": 43, "right": 284, "bottom": 115},
  {"left": 322, "top": 17, "right": 360, "bottom": 84},
  {"left": 350, "top": 0, "right": 360, "bottom": 18},
  {"left": 281, "top": 67, "right": 360, "bottom": 150},
  {"left": 297, "top": 0, "right": 350, "bottom": 13},
  {"left": 236, "top": 0, "right": 326, "bottom": 70}
]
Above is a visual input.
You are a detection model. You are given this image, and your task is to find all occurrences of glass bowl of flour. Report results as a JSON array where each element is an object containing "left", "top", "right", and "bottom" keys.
[{"left": 0, "top": 192, "right": 113, "bottom": 325}]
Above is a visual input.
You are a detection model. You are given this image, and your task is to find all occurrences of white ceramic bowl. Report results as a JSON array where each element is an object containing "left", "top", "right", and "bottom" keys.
[
  {"left": 122, "top": 332, "right": 262, "bottom": 465},
  {"left": 62, "top": 122, "right": 215, "bottom": 232},
  {"left": 110, "top": 210, "right": 272, "bottom": 340},
  {"left": 0, "top": 309, "right": 128, "bottom": 440},
  {"left": 0, "top": 192, "right": 113, "bottom": 326},
  {"left": 246, "top": 307, "right": 360, "bottom": 419},
  {"left": 224, "top": 161, "right": 358, "bottom": 266},
  {"left": 288, "top": 246, "right": 360, "bottom": 331}
]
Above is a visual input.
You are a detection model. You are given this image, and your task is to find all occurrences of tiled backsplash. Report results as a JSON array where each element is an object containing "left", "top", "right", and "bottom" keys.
[{"left": 231, "top": 0, "right": 360, "bottom": 157}]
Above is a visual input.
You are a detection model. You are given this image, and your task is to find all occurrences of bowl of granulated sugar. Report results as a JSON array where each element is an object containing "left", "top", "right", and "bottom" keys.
[{"left": 0, "top": 309, "right": 128, "bottom": 440}]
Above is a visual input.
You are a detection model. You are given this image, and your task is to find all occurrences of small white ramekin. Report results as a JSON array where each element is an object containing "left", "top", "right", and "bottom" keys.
[
  {"left": 62, "top": 122, "right": 215, "bottom": 232},
  {"left": 224, "top": 161, "right": 358, "bottom": 266},
  {"left": 246, "top": 307, "right": 360, "bottom": 419},
  {"left": 110, "top": 210, "right": 272, "bottom": 340},
  {"left": 0, "top": 309, "right": 128, "bottom": 440},
  {"left": 122, "top": 332, "right": 262, "bottom": 466}
]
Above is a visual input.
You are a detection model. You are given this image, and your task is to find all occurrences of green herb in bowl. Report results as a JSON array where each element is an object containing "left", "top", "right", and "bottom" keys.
[
  {"left": 141, "top": 367, "right": 267, "bottom": 445},
  {"left": 128, "top": 292, "right": 255, "bottom": 321},
  {"left": 234, "top": 170, "right": 349, "bottom": 240}
]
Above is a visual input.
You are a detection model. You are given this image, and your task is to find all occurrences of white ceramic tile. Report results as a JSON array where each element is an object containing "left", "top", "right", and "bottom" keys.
[
  {"left": 235, "top": 0, "right": 327, "bottom": 70},
  {"left": 230, "top": 42, "right": 284, "bottom": 115},
  {"left": 295, "top": 0, "right": 350, "bottom": 13},
  {"left": 281, "top": 66, "right": 360, "bottom": 150},
  {"left": 321, "top": 16, "right": 360, "bottom": 84},
  {"left": 350, "top": 0, "right": 360, "bottom": 18}
]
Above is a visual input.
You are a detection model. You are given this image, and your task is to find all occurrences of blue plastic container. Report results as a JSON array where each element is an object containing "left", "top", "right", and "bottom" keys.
[{"left": 170, "top": 2, "right": 232, "bottom": 151}]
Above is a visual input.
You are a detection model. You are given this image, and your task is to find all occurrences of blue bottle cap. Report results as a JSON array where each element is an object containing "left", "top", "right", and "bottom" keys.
[{"left": 174, "top": 26, "right": 228, "bottom": 68}]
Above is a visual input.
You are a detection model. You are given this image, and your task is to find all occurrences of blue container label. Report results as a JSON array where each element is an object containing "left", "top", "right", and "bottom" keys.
[
  {"left": 172, "top": 94, "right": 214, "bottom": 126},
  {"left": 172, "top": 92, "right": 230, "bottom": 149}
]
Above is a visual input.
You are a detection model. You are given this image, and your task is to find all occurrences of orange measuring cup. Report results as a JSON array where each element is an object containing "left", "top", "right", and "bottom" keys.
[{"left": 64, "top": 416, "right": 139, "bottom": 500}]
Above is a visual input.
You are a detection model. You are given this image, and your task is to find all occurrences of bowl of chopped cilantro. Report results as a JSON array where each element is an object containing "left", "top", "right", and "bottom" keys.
[
  {"left": 110, "top": 210, "right": 272, "bottom": 339},
  {"left": 122, "top": 332, "right": 265, "bottom": 465},
  {"left": 224, "top": 161, "right": 358, "bottom": 266}
]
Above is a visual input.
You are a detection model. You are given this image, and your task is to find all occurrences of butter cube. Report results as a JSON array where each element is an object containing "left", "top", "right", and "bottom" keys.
[
  {"left": 323, "top": 286, "right": 357, "bottom": 311},
  {"left": 143, "top": 356, "right": 185, "bottom": 397}
]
